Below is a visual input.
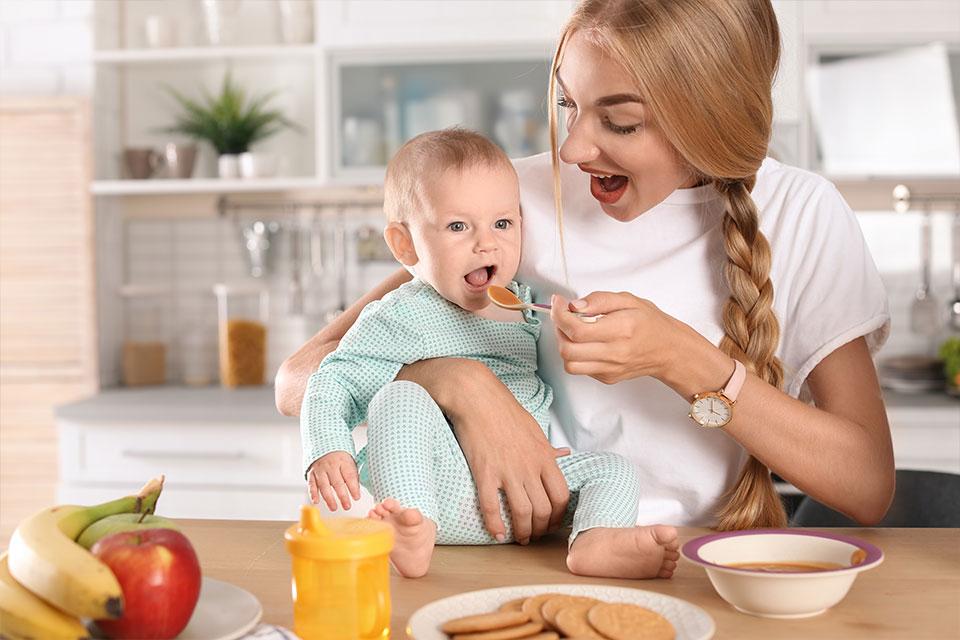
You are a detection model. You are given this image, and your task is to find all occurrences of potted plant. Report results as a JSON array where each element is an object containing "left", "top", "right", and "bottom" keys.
[{"left": 162, "top": 72, "right": 301, "bottom": 178}]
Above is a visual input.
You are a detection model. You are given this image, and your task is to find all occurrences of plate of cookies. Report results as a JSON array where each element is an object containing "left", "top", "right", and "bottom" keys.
[{"left": 406, "top": 583, "right": 715, "bottom": 639}]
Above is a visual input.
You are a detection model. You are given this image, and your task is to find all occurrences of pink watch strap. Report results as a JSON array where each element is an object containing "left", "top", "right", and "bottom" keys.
[{"left": 721, "top": 359, "right": 746, "bottom": 403}]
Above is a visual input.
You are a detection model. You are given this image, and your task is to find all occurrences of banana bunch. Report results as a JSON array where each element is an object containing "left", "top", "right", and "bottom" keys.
[{"left": 0, "top": 475, "right": 165, "bottom": 640}]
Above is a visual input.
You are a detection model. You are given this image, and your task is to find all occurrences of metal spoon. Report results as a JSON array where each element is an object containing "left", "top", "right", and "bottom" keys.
[
  {"left": 486, "top": 285, "right": 601, "bottom": 323},
  {"left": 948, "top": 207, "right": 960, "bottom": 332}
]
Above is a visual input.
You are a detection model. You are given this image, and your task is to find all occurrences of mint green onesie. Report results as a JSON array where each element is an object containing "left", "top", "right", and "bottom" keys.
[{"left": 300, "top": 278, "right": 640, "bottom": 545}]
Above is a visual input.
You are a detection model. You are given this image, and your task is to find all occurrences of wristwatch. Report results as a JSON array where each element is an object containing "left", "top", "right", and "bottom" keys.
[{"left": 688, "top": 359, "right": 745, "bottom": 428}]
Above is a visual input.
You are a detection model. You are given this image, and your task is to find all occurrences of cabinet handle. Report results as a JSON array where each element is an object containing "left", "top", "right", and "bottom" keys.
[{"left": 121, "top": 449, "right": 247, "bottom": 460}]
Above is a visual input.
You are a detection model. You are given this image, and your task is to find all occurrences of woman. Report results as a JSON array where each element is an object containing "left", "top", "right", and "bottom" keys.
[{"left": 276, "top": 0, "right": 893, "bottom": 543}]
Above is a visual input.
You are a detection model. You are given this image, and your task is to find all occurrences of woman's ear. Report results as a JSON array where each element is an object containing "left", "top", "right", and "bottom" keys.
[{"left": 383, "top": 222, "right": 419, "bottom": 266}]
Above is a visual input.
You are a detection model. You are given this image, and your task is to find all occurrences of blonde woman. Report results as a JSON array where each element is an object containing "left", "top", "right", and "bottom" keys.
[{"left": 277, "top": 0, "right": 893, "bottom": 561}]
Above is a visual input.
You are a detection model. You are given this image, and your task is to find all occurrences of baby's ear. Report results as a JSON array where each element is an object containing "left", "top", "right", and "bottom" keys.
[{"left": 383, "top": 222, "right": 418, "bottom": 266}]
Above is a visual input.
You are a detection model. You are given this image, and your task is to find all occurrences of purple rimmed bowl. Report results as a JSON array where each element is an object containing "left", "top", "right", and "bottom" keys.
[{"left": 681, "top": 529, "right": 883, "bottom": 619}]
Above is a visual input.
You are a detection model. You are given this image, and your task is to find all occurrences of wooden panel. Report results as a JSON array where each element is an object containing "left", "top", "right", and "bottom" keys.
[{"left": 0, "top": 97, "right": 97, "bottom": 547}]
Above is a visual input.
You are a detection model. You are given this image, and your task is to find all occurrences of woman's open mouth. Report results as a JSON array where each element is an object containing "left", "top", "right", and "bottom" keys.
[
  {"left": 464, "top": 265, "right": 496, "bottom": 290},
  {"left": 589, "top": 174, "right": 629, "bottom": 205}
]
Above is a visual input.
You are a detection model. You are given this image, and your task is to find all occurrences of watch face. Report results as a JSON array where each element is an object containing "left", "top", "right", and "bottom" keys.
[{"left": 691, "top": 395, "right": 731, "bottom": 427}]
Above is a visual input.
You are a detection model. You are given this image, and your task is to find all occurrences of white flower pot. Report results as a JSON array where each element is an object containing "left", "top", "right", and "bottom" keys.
[
  {"left": 218, "top": 154, "right": 240, "bottom": 179},
  {"left": 238, "top": 152, "right": 279, "bottom": 179}
]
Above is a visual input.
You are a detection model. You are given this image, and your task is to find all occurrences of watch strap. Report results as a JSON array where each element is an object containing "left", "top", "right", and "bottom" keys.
[{"left": 721, "top": 359, "right": 746, "bottom": 403}]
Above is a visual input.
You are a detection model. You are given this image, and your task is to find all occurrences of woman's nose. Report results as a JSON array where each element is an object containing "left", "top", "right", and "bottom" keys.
[{"left": 559, "top": 119, "right": 600, "bottom": 165}]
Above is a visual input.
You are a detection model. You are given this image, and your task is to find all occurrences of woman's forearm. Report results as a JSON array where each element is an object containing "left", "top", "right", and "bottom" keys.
[
  {"left": 659, "top": 329, "right": 894, "bottom": 525},
  {"left": 275, "top": 267, "right": 412, "bottom": 416}
]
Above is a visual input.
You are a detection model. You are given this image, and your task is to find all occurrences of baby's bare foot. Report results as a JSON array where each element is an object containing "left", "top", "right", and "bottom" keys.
[
  {"left": 367, "top": 498, "right": 436, "bottom": 578},
  {"left": 566, "top": 524, "right": 679, "bottom": 579}
]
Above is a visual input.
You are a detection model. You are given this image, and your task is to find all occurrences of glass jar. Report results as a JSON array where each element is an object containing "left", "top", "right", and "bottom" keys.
[
  {"left": 214, "top": 284, "right": 269, "bottom": 388},
  {"left": 121, "top": 286, "right": 169, "bottom": 387}
]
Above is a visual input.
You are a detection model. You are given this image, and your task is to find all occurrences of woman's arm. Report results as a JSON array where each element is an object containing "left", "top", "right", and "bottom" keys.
[
  {"left": 275, "top": 268, "right": 412, "bottom": 416},
  {"left": 551, "top": 293, "right": 895, "bottom": 525}
]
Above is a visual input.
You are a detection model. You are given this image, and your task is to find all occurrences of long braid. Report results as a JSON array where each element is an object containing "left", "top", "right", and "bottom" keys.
[{"left": 715, "top": 178, "right": 788, "bottom": 530}]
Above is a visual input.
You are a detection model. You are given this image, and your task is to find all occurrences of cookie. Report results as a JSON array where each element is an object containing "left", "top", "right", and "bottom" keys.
[
  {"left": 497, "top": 597, "right": 527, "bottom": 613},
  {"left": 441, "top": 610, "right": 529, "bottom": 635},
  {"left": 540, "top": 595, "right": 600, "bottom": 630},
  {"left": 451, "top": 621, "right": 544, "bottom": 640},
  {"left": 521, "top": 593, "right": 565, "bottom": 625},
  {"left": 587, "top": 602, "right": 675, "bottom": 640},
  {"left": 553, "top": 602, "right": 605, "bottom": 639}
]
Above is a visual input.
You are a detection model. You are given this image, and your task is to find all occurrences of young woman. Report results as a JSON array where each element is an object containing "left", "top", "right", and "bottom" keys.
[{"left": 276, "top": 0, "right": 893, "bottom": 543}]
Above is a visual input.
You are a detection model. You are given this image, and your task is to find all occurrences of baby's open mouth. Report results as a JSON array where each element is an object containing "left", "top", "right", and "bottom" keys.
[{"left": 464, "top": 265, "right": 496, "bottom": 288}]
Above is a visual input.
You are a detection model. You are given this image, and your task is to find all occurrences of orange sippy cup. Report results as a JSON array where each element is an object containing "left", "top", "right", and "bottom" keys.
[{"left": 284, "top": 504, "right": 394, "bottom": 640}]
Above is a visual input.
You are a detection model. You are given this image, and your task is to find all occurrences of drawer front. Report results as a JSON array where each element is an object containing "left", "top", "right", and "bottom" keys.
[{"left": 59, "top": 420, "right": 303, "bottom": 487}]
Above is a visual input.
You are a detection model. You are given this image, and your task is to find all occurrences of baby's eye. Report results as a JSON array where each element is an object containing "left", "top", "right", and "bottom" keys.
[
  {"left": 494, "top": 219, "right": 512, "bottom": 230},
  {"left": 447, "top": 221, "right": 466, "bottom": 232}
]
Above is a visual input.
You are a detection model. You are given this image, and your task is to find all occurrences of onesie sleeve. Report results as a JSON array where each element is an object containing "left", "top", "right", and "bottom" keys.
[
  {"left": 775, "top": 183, "right": 890, "bottom": 399},
  {"left": 299, "top": 298, "right": 424, "bottom": 476}
]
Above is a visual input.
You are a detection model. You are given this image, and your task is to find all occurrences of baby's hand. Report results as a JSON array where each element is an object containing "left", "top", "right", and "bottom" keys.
[{"left": 307, "top": 451, "right": 361, "bottom": 511}]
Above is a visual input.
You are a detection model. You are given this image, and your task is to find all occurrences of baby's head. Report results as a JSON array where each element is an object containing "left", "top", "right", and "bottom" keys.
[{"left": 383, "top": 128, "right": 521, "bottom": 312}]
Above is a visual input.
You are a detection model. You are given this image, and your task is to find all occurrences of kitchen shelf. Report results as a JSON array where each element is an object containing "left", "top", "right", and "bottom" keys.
[
  {"left": 93, "top": 45, "right": 316, "bottom": 65},
  {"left": 91, "top": 177, "right": 324, "bottom": 196}
]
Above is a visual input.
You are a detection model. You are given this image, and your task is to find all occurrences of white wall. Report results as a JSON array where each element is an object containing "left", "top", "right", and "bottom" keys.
[{"left": 0, "top": 0, "right": 93, "bottom": 95}]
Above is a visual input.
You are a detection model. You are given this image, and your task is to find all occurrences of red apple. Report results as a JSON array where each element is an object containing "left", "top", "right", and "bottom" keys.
[{"left": 91, "top": 528, "right": 202, "bottom": 639}]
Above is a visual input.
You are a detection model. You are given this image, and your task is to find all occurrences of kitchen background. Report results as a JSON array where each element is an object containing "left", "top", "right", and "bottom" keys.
[{"left": 0, "top": 0, "right": 958, "bottom": 544}]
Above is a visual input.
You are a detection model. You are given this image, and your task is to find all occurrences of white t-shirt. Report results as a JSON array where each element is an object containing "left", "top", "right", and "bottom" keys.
[{"left": 513, "top": 153, "right": 890, "bottom": 526}]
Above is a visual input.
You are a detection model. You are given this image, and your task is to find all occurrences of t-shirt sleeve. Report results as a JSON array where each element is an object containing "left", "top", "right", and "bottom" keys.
[{"left": 775, "top": 183, "right": 890, "bottom": 399}]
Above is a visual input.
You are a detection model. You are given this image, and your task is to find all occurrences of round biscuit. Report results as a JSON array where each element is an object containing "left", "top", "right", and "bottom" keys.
[
  {"left": 553, "top": 602, "right": 605, "bottom": 639},
  {"left": 451, "top": 620, "right": 544, "bottom": 640},
  {"left": 497, "top": 597, "right": 527, "bottom": 613},
  {"left": 540, "top": 595, "right": 600, "bottom": 630},
  {"left": 520, "top": 593, "right": 565, "bottom": 625},
  {"left": 587, "top": 602, "right": 675, "bottom": 640},
  {"left": 440, "top": 610, "right": 529, "bottom": 634}
]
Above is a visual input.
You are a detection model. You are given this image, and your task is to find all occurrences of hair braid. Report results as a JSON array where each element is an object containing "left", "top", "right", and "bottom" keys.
[{"left": 715, "top": 179, "right": 787, "bottom": 530}]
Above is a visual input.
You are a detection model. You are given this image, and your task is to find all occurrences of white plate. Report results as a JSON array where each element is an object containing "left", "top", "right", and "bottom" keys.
[
  {"left": 406, "top": 583, "right": 715, "bottom": 640},
  {"left": 179, "top": 577, "right": 263, "bottom": 640}
]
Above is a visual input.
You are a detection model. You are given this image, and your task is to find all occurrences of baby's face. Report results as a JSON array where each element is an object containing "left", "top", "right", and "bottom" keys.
[{"left": 407, "top": 163, "right": 521, "bottom": 312}]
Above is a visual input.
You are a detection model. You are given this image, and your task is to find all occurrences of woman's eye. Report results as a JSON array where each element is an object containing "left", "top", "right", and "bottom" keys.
[
  {"left": 494, "top": 219, "right": 512, "bottom": 230},
  {"left": 557, "top": 97, "right": 576, "bottom": 110},
  {"left": 603, "top": 117, "right": 641, "bottom": 135},
  {"left": 447, "top": 222, "right": 466, "bottom": 232}
]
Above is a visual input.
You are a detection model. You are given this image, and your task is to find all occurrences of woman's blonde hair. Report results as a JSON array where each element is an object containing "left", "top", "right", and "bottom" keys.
[{"left": 549, "top": 0, "right": 787, "bottom": 530}]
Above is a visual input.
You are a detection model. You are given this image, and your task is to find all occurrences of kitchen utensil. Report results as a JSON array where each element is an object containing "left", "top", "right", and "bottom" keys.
[
  {"left": 123, "top": 147, "right": 162, "bottom": 179},
  {"left": 948, "top": 208, "right": 960, "bottom": 332},
  {"left": 910, "top": 203, "right": 941, "bottom": 336},
  {"left": 284, "top": 505, "right": 393, "bottom": 640},
  {"left": 287, "top": 220, "right": 304, "bottom": 316},
  {"left": 407, "top": 583, "right": 715, "bottom": 640},
  {"left": 160, "top": 142, "right": 197, "bottom": 179},
  {"left": 239, "top": 219, "right": 280, "bottom": 278},
  {"left": 486, "top": 285, "right": 601, "bottom": 323},
  {"left": 681, "top": 530, "right": 883, "bottom": 619}
]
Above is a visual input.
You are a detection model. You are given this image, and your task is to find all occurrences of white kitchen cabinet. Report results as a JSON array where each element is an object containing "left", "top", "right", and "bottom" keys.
[
  {"left": 316, "top": 0, "right": 574, "bottom": 49},
  {"left": 800, "top": 1, "right": 960, "bottom": 42}
]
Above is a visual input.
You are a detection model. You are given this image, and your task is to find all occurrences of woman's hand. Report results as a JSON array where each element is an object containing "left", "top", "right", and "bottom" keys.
[
  {"left": 397, "top": 359, "right": 571, "bottom": 544},
  {"left": 550, "top": 292, "right": 696, "bottom": 385}
]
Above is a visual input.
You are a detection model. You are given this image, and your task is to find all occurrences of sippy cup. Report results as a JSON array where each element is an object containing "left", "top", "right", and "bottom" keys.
[{"left": 284, "top": 505, "right": 394, "bottom": 640}]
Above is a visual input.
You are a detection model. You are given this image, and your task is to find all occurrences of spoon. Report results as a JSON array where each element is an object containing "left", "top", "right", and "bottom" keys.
[{"left": 487, "top": 285, "right": 601, "bottom": 323}]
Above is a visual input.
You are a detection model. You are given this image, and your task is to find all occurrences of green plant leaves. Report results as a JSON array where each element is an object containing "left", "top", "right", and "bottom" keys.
[{"left": 160, "top": 72, "right": 302, "bottom": 155}]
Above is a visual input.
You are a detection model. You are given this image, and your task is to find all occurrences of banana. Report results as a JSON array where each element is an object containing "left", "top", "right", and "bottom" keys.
[
  {"left": 7, "top": 475, "right": 165, "bottom": 621},
  {"left": 0, "top": 551, "right": 89, "bottom": 640}
]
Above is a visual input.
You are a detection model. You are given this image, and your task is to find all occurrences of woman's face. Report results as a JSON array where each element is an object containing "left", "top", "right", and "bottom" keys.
[{"left": 557, "top": 30, "right": 699, "bottom": 222}]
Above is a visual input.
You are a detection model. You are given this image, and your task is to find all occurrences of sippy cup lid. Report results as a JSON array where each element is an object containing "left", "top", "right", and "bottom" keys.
[{"left": 284, "top": 504, "right": 394, "bottom": 560}]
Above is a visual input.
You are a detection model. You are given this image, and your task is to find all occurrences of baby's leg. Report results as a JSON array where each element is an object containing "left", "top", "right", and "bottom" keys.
[
  {"left": 558, "top": 452, "right": 679, "bottom": 579},
  {"left": 365, "top": 381, "right": 512, "bottom": 577}
]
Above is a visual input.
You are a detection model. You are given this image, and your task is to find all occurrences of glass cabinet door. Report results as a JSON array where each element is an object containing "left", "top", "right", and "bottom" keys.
[{"left": 333, "top": 53, "right": 553, "bottom": 182}]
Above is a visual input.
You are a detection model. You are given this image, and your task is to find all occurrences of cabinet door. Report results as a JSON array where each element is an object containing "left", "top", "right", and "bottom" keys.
[
  {"left": 801, "top": 1, "right": 960, "bottom": 40},
  {"left": 0, "top": 97, "right": 97, "bottom": 545},
  {"left": 318, "top": 0, "right": 575, "bottom": 47}
]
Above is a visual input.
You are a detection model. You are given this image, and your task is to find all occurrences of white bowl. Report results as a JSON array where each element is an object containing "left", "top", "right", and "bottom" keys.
[{"left": 681, "top": 529, "right": 883, "bottom": 619}]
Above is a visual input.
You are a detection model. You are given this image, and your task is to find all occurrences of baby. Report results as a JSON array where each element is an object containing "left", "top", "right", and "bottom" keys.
[{"left": 299, "top": 128, "right": 678, "bottom": 579}]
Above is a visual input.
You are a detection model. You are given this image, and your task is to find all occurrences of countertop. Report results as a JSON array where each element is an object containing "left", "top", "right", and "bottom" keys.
[
  {"left": 54, "top": 385, "right": 959, "bottom": 424},
  {"left": 181, "top": 519, "right": 960, "bottom": 639}
]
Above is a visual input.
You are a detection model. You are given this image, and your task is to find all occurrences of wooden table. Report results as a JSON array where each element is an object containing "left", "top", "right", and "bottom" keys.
[{"left": 181, "top": 520, "right": 960, "bottom": 639}]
